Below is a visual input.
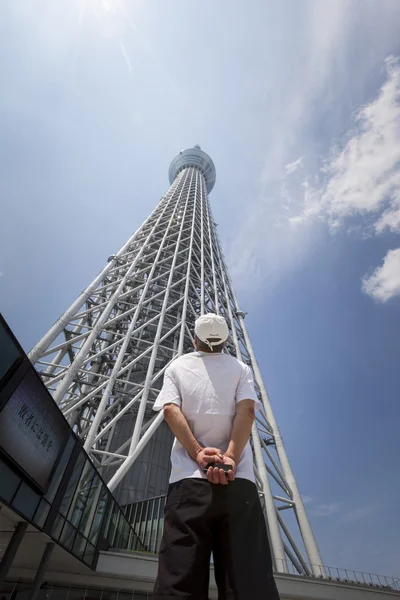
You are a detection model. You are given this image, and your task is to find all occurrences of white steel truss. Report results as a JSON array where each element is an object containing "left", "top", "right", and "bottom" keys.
[{"left": 29, "top": 147, "right": 325, "bottom": 576}]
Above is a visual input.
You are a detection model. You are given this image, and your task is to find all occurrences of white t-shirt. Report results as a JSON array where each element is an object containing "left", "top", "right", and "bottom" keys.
[{"left": 152, "top": 351, "right": 260, "bottom": 484}]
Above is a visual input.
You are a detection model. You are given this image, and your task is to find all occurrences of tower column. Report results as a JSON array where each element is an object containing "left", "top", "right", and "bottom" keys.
[{"left": 232, "top": 302, "right": 325, "bottom": 577}]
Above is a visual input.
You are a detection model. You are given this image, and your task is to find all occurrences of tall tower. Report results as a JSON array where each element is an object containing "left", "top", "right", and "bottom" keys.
[{"left": 29, "top": 146, "right": 324, "bottom": 576}]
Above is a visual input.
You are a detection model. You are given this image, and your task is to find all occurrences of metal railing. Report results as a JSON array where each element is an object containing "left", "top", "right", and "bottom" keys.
[
  {"left": 122, "top": 494, "right": 400, "bottom": 594},
  {"left": 274, "top": 558, "right": 400, "bottom": 592}
]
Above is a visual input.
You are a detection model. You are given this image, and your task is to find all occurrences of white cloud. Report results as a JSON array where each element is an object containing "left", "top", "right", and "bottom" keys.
[
  {"left": 298, "top": 57, "right": 400, "bottom": 233},
  {"left": 279, "top": 57, "right": 400, "bottom": 301},
  {"left": 259, "top": 1, "right": 352, "bottom": 185},
  {"left": 288, "top": 215, "right": 305, "bottom": 225},
  {"left": 339, "top": 505, "right": 375, "bottom": 524},
  {"left": 302, "top": 495, "right": 313, "bottom": 505},
  {"left": 323, "top": 57, "right": 400, "bottom": 230},
  {"left": 227, "top": 6, "right": 400, "bottom": 303},
  {"left": 312, "top": 502, "right": 343, "bottom": 517},
  {"left": 311, "top": 501, "right": 378, "bottom": 523},
  {"left": 375, "top": 190, "right": 400, "bottom": 233},
  {"left": 362, "top": 248, "right": 400, "bottom": 302},
  {"left": 119, "top": 40, "right": 133, "bottom": 74},
  {"left": 285, "top": 156, "right": 304, "bottom": 175},
  {"left": 228, "top": 2, "right": 354, "bottom": 299}
]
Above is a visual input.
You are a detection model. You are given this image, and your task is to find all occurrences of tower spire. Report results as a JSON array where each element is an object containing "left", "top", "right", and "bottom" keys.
[{"left": 30, "top": 146, "right": 324, "bottom": 576}]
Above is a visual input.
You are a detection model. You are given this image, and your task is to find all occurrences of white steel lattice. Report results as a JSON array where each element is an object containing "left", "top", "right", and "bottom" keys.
[{"left": 29, "top": 147, "right": 324, "bottom": 576}]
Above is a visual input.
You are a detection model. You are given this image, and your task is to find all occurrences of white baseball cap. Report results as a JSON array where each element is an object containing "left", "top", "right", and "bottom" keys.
[{"left": 194, "top": 313, "right": 229, "bottom": 351}]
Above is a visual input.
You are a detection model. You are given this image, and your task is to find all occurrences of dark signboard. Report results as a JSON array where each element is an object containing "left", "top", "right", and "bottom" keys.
[
  {"left": 0, "top": 316, "right": 71, "bottom": 492},
  {"left": 0, "top": 319, "right": 22, "bottom": 385}
]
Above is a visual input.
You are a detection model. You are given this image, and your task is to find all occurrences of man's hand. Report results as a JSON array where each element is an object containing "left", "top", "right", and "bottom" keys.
[
  {"left": 195, "top": 447, "right": 224, "bottom": 470},
  {"left": 204, "top": 454, "right": 236, "bottom": 485}
]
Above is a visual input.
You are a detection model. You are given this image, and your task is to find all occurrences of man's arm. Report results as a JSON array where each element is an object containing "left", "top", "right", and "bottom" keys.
[
  {"left": 206, "top": 399, "right": 256, "bottom": 485},
  {"left": 163, "top": 403, "right": 202, "bottom": 461},
  {"left": 225, "top": 399, "right": 256, "bottom": 463},
  {"left": 163, "top": 403, "right": 224, "bottom": 468}
]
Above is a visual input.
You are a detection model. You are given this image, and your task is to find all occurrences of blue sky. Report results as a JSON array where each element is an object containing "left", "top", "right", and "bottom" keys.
[{"left": 1, "top": 0, "right": 400, "bottom": 578}]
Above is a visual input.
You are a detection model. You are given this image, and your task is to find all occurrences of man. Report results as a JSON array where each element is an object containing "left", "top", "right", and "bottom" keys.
[{"left": 152, "top": 313, "right": 280, "bottom": 600}]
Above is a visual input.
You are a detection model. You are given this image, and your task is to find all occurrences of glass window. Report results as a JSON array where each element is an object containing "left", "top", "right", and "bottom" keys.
[
  {"left": 117, "top": 593, "right": 133, "bottom": 600},
  {"left": 72, "top": 531, "right": 87, "bottom": 559},
  {"left": 45, "top": 434, "right": 76, "bottom": 502},
  {"left": 67, "top": 459, "right": 96, "bottom": 530},
  {"left": 33, "top": 498, "right": 51, "bottom": 528},
  {"left": 115, "top": 514, "right": 129, "bottom": 548},
  {"left": 147, "top": 507, "right": 161, "bottom": 552},
  {"left": 144, "top": 501, "right": 156, "bottom": 547},
  {"left": 130, "top": 503, "right": 139, "bottom": 526},
  {"left": 138, "top": 502, "right": 149, "bottom": 541},
  {"left": 64, "top": 588, "right": 86, "bottom": 600},
  {"left": 79, "top": 474, "right": 101, "bottom": 538},
  {"left": 84, "top": 589, "right": 101, "bottom": 600},
  {"left": 102, "top": 494, "right": 114, "bottom": 540},
  {"left": 48, "top": 587, "right": 71, "bottom": 600},
  {"left": 51, "top": 514, "right": 65, "bottom": 540},
  {"left": 59, "top": 521, "right": 78, "bottom": 551},
  {"left": 100, "top": 592, "right": 118, "bottom": 600},
  {"left": 88, "top": 485, "right": 109, "bottom": 546},
  {"left": 36, "top": 588, "right": 52, "bottom": 600},
  {"left": 0, "top": 458, "right": 21, "bottom": 503},
  {"left": 105, "top": 501, "right": 120, "bottom": 547},
  {"left": 13, "top": 585, "right": 31, "bottom": 600},
  {"left": 59, "top": 451, "right": 85, "bottom": 517},
  {"left": 1, "top": 581, "right": 17, "bottom": 594},
  {"left": 12, "top": 481, "right": 41, "bottom": 520},
  {"left": 83, "top": 542, "right": 95, "bottom": 567}
]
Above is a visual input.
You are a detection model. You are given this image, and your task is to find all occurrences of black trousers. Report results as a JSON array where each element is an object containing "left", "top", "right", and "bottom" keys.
[{"left": 153, "top": 478, "right": 280, "bottom": 600}]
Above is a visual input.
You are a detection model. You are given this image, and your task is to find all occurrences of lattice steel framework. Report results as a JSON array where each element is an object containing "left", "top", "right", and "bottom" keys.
[{"left": 29, "top": 146, "right": 324, "bottom": 576}]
